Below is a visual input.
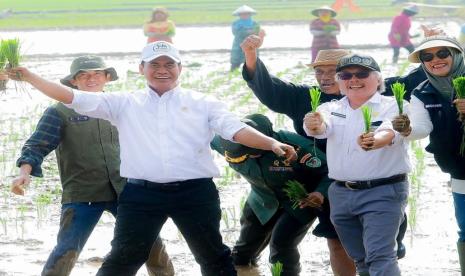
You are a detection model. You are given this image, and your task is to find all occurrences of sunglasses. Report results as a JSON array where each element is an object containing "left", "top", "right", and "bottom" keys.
[
  {"left": 419, "top": 49, "right": 451, "bottom": 62},
  {"left": 337, "top": 70, "right": 371, "bottom": 80}
]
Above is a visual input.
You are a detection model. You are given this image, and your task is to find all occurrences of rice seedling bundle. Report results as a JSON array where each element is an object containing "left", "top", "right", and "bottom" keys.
[
  {"left": 1, "top": 38, "right": 21, "bottom": 68},
  {"left": 0, "top": 49, "right": 6, "bottom": 91},
  {"left": 270, "top": 261, "right": 283, "bottom": 276},
  {"left": 361, "top": 105, "right": 372, "bottom": 133},
  {"left": 452, "top": 76, "right": 465, "bottom": 156},
  {"left": 391, "top": 82, "right": 406, "bottom": 115},
  {"left": 309, "top": 87, "right": 321, "bottom": 113},
  {"left": 283, "top": 180, "right": 308, "bottom": 209}
]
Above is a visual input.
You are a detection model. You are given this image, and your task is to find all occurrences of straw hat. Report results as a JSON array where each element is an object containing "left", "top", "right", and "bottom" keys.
[
  {"left": 307, "top": 49, "right": 351, "bottom": 68},
  {"left": 152, "top": 7, "right": 169, "bottom": 16},
  {"left": 311, "top": 6, "right": 337, "bottom": 17},
  {"left": 408, "top": 35, "right": 463, "bottom": 63},
  {"left": 232, "top": 5, "right": 257, "bottom": 16}
]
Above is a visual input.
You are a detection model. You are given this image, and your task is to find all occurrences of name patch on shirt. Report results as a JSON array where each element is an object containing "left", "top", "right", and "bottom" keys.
[
  {"left": 330, "top": 112, "right": 346, "bottom": 118},
  {"left": 68, "top": 115, "right": 90, "bottom": 122},
  {"left": 425, "top": 104, "right": 442, "bottom": 108}
]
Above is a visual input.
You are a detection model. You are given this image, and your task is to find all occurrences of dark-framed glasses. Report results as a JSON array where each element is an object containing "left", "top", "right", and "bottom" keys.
[
  {"left": 337, "top": 70, "right": 371, "bottom": 80},
  {"left": 419, "top": 49, "right": 451, "bottom": 62}
]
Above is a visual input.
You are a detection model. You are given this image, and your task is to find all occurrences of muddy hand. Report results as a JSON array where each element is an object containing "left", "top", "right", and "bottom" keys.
[
  {"left": 272, "top": 142, "right": 297, "bottom": 163},
  {"left": 358, "top": 132, "right": 375, "bottom": 151},
  {"left": 11, "top": 175, "right": 30, "bottom": 196},
  {"left": 299, "top": 192, "right": 324, "bottom": 209},
  {"left": 304, "top": 112, "right": 324, "bottom": 133},
  {"left": 392, "top": 114, "right": 411, "bottom": 134},
  {"left": 7, "top": 67, "right": 29, "bottom": 82},
  {"left": 240, "top": 34, "right": 264, "bottom": 54}
]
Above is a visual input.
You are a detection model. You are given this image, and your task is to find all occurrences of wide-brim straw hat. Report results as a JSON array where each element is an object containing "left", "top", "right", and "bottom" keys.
[
  {"left": 153, "top": 7, "right": 169, "bottom": 16},
  {"left": 307, "top": 49, "right": 351, "bottom": 68},
  {"left": 311, "top": 5, "right": 337, "bottom": 17},
  {"left": 232, "top": 5, "right": 257, "bottom": 16},
  {"left": 408, "top": 35, "right": 463, "bottom": 63}
]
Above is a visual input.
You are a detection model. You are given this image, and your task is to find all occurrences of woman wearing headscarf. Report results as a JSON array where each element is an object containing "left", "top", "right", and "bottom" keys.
[
  {"left": 392, "top": 35, "right": 465, "bottom": 274},
  {"left": 143, "top": 7, "right": 176, "bottom": 44},
  {"left": 309, "top": 6, "right": 341, "bottom": 62}
]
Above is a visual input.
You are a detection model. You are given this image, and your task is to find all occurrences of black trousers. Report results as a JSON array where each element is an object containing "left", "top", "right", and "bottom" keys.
[
  {"left": 97, "top": 178, "right": 236, "bottom": 276},
  {"left": 232, "top": 202, "right": 314, "bottom": 276}
]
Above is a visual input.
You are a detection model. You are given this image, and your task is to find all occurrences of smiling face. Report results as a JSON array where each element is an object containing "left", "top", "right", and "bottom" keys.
[
  {"left": 70, "top": 70, "right": 111, "bottom": 92},
  {"left": 337, "top": 66, "right": 380, "bottom": 108},
  {"left": 420, "top": 47, "right": 453, "bottom": 77},
  {"left": 314, "top": 65, "right": 339, "bottom": 95},
  {"left": 139, "top": 55, "right": 181, "bottom": 95}
]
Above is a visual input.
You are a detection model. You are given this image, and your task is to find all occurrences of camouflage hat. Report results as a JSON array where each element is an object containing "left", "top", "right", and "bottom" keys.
[
  {"left": 336, "top": 53, "right": 381, "bottom": 72},
  {"left": 220, "top": 114, "right": 274, "bottom": 162},
  {"left": 60, "top": 55, "right": 118, "bottom": 88}
]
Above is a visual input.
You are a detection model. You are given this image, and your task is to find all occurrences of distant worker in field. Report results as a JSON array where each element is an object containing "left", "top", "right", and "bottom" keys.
[
  {"left": 231, "top": 5, "right": 262, "bottom": 71},
  {"left": 388, "top": 5, "right": 419, "bottom": 64},
  {"left": 143, "top": 7, "right": 176, "bottom": 44},
  {"left": 310, "top": 6, "right": 341, "bottom": 62}
]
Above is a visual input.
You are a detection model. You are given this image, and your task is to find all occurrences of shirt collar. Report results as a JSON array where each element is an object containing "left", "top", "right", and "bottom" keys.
[
  {"left": 146, "top": 84, "right": 181, "bottom": 99},
  {"left": 341, "top": 92, "right": 382, "bottom": 107}
]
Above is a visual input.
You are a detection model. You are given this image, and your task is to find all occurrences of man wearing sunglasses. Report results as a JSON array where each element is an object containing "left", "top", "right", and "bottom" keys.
[{"left": 304, "top": 53, "right": 410, "bottom": 276}]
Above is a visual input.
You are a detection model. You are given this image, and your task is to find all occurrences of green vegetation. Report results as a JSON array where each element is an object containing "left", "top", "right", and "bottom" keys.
[
  {"left": 270, "top": 261, "right": 283, "bottom": 276},
  {"left": 283, "top": 180, "right": 308, "bottom": 209},
  {"left": 309, "top": 87, "right": 321, "bottom": 113},
  {"left": 0, "top": 0, "right": 464, "bottom": 29},
  {"left": 391, "top": 82, "right": 406, "bottom": 115},
  {"left": 361, "top": 105, "right": 372, "bottom": 133},
  {"left": 452, "top": 76, "right": 465, "bottom": 156}
]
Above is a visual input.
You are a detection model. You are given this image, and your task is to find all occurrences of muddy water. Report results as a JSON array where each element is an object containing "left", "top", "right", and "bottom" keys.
[{"left": 0, "top": 25, "right": 462, "bottom": 275}]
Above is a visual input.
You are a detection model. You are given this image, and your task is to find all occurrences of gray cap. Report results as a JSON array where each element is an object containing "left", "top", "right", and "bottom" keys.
[{"left": 336, "top": 53, "right": 381, "bottom": 72}]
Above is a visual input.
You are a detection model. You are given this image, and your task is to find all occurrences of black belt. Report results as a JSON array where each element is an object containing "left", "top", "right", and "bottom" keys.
[
  {"left": 335, "top": 174, "right": 407, "bottom": 190},
  {"left": 127, "top": 178, "right": 211, "bottom": 191}
]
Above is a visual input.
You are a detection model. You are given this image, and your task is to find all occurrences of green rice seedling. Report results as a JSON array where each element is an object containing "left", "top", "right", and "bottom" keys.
[
  {"left": 452, "top": 76, "right": 465, "bottom": 155},
  {"left": 0, "top": 50, "right": 7, "bottom": 91},
  {"left": 270, "top": 261, "right": 283, "bottom": 276},
  {"left": 361, "top": 105, "right": 372, "bottom": 133},
  {"left": 309, "top": 87, "right": 321, "bottom": 113},
  {"left": 283, "top": 180, "right": 308, "bottom": 209},
  {"left": 1, "top": 38, "right": 21, "bottom": 68},
  {"left": 391, "top": 82, "right": 406, "bottom": 115}
]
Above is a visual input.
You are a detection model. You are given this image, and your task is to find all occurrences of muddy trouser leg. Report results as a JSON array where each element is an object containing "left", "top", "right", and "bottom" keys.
[
  {"left": 405, "top": 44, "right": 415, "bottom": 54},
  {"left": 452, "top": 192, "right": 465, "bottom": 275},
  {"left": 232, "top": 202, "right": 276, "bottom": 266},
  {"left": 396, "top": 213, "right": 407, "bottom": 259},
  {"left": 171, "top": 179, "right": 236, "bottom": 276},
  {"left": 97, "top": 184, "right": 168, "bottom": 276},
  {"left": 392, "top": 47, "right": 400, "bottom": 64},
  {"left": 42, "top": 202, "right": 114, "bottom": 276},
  {"left": 145, "top": 237, "right": 175, "bottom": 276},
  {"left": 268, "top": 211, "right": 313, "bottom": 276}
]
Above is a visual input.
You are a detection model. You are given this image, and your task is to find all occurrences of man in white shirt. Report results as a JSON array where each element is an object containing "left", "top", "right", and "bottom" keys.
[
  {"left": 8, "top": 41, "right": 297, "bottom": 276},
  {"left": 303, "top": 54, "right": 410, "bottom": 276}
]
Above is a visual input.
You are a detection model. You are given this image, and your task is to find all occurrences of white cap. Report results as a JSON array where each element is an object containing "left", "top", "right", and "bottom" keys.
[{"left": 140, "top": 41, "right": 181, "bottom": 63}]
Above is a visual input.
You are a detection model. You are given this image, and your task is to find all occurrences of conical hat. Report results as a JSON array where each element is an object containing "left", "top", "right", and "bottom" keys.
[
  {"left": 232, "top": 5, "right": 257, "bottom": 16},
  {"left": 311, "top": 5, "right": 337, "bottom": 17}
]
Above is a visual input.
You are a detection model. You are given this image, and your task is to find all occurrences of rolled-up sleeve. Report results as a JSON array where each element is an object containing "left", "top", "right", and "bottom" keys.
[
  {"left": 206, "top": 96, "right": 247, "bottom": 140},
  {"left": 405, "top": 95, "right": 433, "bottom": 141}
]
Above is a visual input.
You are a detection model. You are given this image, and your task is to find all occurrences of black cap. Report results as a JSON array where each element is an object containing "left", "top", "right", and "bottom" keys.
[{"left": 336, "top": 53, "right": 381, "bottom": 72}]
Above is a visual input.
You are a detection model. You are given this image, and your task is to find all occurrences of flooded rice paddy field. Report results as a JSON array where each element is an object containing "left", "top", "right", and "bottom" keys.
[{"left": 0, "top": 47, "right": 460, "bottom": 275}]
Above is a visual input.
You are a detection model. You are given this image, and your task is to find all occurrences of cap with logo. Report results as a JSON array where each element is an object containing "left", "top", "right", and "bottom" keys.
[
  {"left": 336, "top": 53, "right": 381, "bottom": 72},
  {"left": 141, "top": 41, "right": 181, "bottom": 64},
  {"left": 60, "top": 55, "right": 118, "bottom": 88}
]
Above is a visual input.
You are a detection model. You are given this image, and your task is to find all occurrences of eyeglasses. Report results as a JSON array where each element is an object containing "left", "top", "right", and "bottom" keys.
[
  {"left": 337, "top": 70, "right": 371, "bottom": 80},
  {"left": 419, "top": 49, "right": 451, "bottom": 62}
]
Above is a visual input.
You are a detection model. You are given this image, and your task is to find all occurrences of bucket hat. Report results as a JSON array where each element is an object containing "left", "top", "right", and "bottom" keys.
[
  {"left": 307, "top": 49, "right": 351, "bottom": 68},
  {"left": 311, "top": 6, "right": 337, "bottom": 17},
  {"left": 408, "top": 35, "right": 463, "bottom": 63},
  {"left": 336, "top": 53, "right": 381, "bottom": 72},
  {"left": 60, "top": 56, "right": 118, "bottom": 88},
  {"left": 232, "top": 5, "right": 257, "bottom": 16}
]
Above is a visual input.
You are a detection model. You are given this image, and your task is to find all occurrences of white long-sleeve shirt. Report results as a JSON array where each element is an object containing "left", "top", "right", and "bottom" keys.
[
  {"left": 405, "top": 95, "right": 434, "bottom": 141},
  {"left": 66, "top": 85, "right": 246, "bottom": 183},
  {"left": 304, "top": 93, "right": 411, "bottom": 181}
]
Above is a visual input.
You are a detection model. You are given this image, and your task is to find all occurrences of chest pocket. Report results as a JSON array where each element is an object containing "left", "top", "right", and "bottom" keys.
[{"left": 330, "top": 113, "right": 346, "bottom": 144}]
